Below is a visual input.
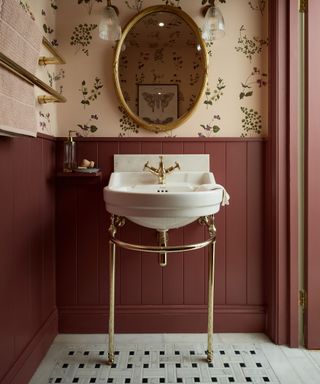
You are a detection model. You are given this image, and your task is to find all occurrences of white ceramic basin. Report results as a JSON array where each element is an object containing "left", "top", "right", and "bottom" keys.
[{"left": 104, "top": 171, "right": 224, "bottom": 230}]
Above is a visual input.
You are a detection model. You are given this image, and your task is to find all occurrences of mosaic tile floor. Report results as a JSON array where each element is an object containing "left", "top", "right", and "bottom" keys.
[{"left": 29, "top": 334, "right": 320, "bottom": 384}]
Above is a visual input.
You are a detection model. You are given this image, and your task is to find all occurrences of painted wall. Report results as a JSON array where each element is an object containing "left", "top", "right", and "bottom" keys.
[{"left": 53, "top": 0, "right": 268, "bottom": 138}]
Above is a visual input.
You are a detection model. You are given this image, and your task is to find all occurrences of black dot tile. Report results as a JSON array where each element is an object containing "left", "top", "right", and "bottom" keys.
[
  {"left": 220, "top": 350, "right": 225, "bottom": 355},
  {"left": 107, "top": 379, "right": 113, "bottom": 383},
  {"left": 72, "top": 379, "right": 79, "bottom": 383},
  {"left": 256, "top": 363, "right": 262, "bottom": 368},
  {"left": 90, "top": 379, "right": 96, "bottom": 383},
  {"left": 235, "top": 350, "right": 240, "bottom": 355},
  {"left": 208, "top": 363, "right": 214, "bottom": 368},
  {"left": 143, "top": 364, "right": 149, "bottom": 368},
  {"left": 129, "top": 351, "right": 135, "bottom": 355},
  {"left": 127, "top": 364, "right": 133, "bottom": 369},
  {"left": 144, "top": 351, "right": 150, "bottom": 355},
  {"left": 177, "top": 379, "right": 183, "bottom": 383},
  {"left": 99, "top": 351, "right": 104, "bottom": 355},
  {"left": 192, "top": 363, "right": 197, "bottom": 368},
  {"left": 62, "top": 363, "right": 68, "bottom": 368},
  {"left": 160, "top": 379, "right": 165, "bottom": 383},
  {"left": 246, "top": 378, "right": 252, "bottom": 383},
  {"left": 240, "top": 363, "right": 246, "bottom": 368},
  {"left": 79, "top": 363, "right": 85, "bottom": 368},
  {"left": 68, "top": 351, "right": 74, "bottom": 356},
  {"left": 84, "top": 351, "right": 89, "bottom": 356},
  {"left": 263, "top": 378, "right": 270, "bottom": 382},
  {"left": 194, "top": 378, "right": 200, "bottom": 383},
  {"left": 224, "top": 363, "right": 230, "bottom": 368},
  {"left": 176, "top": 363, "right": 181, "bottom": 368},
  {"left": 190, "top": 350, "right": 195, "bottom": 355},
  {"left": 111, "top": 363, "right": 117, "bottom": 368},
  {"left": 175, "top": 351, "right": 180, "bottom": 355},
  {"left": 211, "top": 379, "right": 217, "bottom": 383},
  {"left": 228, "top": 378, "right": 235, "bottom": 383},
  {"left": 95, "top": 364, "right": 101, "bottom": 368},
  {"left": 250, "top": 350, "right": 256, "bottom": 355},
  {"left": 160, "top": 363, "right": 165, "bottom": 368},
  {"left": 55, "top": 380, "right": 62, "bottom": 383},
  {"left": 160, "top": 351, "right": 165, "bottom": 355},
  {"left": 115, "top": 351, "right": 119, "bottom": 355},
  {"left": 125, "top": 379, "right": 131, "bottom": 383},
  {"left": 142, "top": 379, "right": 148, "bottom": 383}
]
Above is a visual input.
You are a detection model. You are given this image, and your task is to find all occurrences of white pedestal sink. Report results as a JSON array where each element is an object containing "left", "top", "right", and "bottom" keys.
[{"left": 103, "top": 155, "right": 228, "bottom": 230}]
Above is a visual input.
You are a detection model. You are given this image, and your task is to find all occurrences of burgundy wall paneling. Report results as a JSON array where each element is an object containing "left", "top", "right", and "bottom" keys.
[
  {"left": 0, "top": 135, "right": 57, "bottom": 384},
  {"left": 304, "top": 0, "right": 320, "bottom": 349},
  {"left": 56, "top": 138, "right": 266, "bottom": 333}
]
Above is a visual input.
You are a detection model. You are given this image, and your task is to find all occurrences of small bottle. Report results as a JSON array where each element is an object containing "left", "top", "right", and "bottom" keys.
[{"left": 63, "top": 130, "right": 77, "bottom": 172}]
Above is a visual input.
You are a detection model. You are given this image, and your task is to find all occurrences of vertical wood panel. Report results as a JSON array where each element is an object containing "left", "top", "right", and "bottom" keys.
[
  {"left": 183, "top": 222, "right": 205, "bottom": 305},
  {"left": 163, "top": 228, "right": 184, "bottom": 304},
  {"left": 119, "top": 141, "right": 141, "bottom": 154},
  {"left": 77, "top": 185, "right": 100, "bottom": 305},
  {"left": 120, "top": 221, "right": 142, "bottom": 305},
  {"left": 183, "top": 141, "right": 205, "bottom": 154},
  {"left": 247, "top": 142, "right": 264, "bottom": 305},
  {"left": 141, "top": 228, "right": 162, "bottom": 305},
  {"left": 162, "top": 141, "right": 183, "bottom": 154},
  {"left": 141, "top": 141, "right": 162, "bottom": 154},
  {"left": 225, "top": 142, "right": 247, "bottom": 305},
  {"left": 0, "top": 138, "right": 15, "bottom": 380},
  {"left": 77, "top": 142, "right": 98, "bottom": 167},
  {"left": 205, "top": 142, "right": 226, "bottom": 305},
  {"left": 56, "top": 184, "right": 78, "bottom": 306}
]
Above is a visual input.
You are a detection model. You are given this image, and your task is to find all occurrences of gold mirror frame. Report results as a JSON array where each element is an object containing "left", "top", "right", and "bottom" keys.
[{"left": 113, "top": 5, "right": 208, "bottom": 133}]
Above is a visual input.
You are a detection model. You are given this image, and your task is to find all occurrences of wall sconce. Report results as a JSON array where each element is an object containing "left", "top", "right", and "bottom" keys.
[
  {"left": 99, "top": 0, "right": 121, "bottom": 41},
  {"left": 201, "top": 0, "right": 225, "bottom": 41}
]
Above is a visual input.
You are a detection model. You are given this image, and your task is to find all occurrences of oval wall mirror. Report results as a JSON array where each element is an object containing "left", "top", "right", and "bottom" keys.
[{"left": 114, "top": 5, "right": 208, "bottom": 132}]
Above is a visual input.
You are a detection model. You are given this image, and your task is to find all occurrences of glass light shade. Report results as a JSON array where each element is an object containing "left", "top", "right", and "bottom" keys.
[
  {"left": 202, "top": 5, "right": 225, "bottom": 41},
  {"left": 99, "top": 6, "right": 121, "bottom": 41}
]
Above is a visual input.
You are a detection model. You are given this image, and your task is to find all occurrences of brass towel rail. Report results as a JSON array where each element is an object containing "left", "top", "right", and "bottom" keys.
[
  {"left": 39, "top": 37, "right": 66, "bottom": 66},
  {"left": 0, "top": 39, "right": 66, "bottom": 104}
]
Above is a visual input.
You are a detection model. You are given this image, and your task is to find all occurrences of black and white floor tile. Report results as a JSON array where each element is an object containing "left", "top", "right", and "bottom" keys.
[{"left": 29, "top": 334, "right": 320, "bottom": 384}]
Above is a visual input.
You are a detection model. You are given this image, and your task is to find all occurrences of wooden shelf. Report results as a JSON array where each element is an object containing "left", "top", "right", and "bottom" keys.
[{"left": 57, "top": 171, "right": 102, "bottom": 178}]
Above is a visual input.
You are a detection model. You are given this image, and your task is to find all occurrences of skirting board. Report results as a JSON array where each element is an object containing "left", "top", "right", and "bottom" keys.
[
  {"left": 58, "top": 305, "right": 266, "bottom": 334},
  {"left": 1, "top": 309, "right": 58, "bottom": 384}
]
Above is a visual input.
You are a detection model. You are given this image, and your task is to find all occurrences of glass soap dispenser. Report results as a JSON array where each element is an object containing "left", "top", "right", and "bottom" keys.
[{"left": 63, "top": 130, "right": 77, "bottom": 172}]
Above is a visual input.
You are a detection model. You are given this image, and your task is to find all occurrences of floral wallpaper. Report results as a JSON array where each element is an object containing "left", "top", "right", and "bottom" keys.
[{"left": 21, "top": 0, "right": 268, "bottom": 138}]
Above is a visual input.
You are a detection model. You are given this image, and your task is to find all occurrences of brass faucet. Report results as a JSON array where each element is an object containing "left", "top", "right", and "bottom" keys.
[{"left": 143, "top": 156, "right": 180, "bottom": 184}]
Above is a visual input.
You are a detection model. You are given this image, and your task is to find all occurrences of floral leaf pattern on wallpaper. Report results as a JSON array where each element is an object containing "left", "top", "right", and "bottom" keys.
[
  {"left": 42, "top": 10, "right": 54, "bottom": 34},
  {"left": 240, "top": 107, "right": 262, "bottom": 137},
  {"left": 204, "top": 78, "right": 226, "bottom": 107},
  {"left": 201, "top": 0, "right": 226, "bottom": 5},
  {"left": 70, "top": 23, "right": 97, "bottom": 56},
  {"left": 125, "top": 0, "right": 144, "bottom": 13},
  {"left": 39, "top": 112, "right": 51, "bottom": 133},
  {"left": 198, "top": 115, "right": 221, "bottom": 137},
  {"left": 235, "top": 25, "right": 268, "bottom": 62},
  {"left": 47, "top": 68, "right": 65, "bottom": 89},
  {"left": 19, "top": 1, "right": 35, "bottom": 21},
  {"left": 50, "top": 0, "right": 58, "bottom": 11},
  {"left": 161, "top": 0, "right": 181, "bottom": 7},
  {"left": 205, "top": 40, "right": 214, "bottom": 57},
  {"left": 79, "top": 77, "right": 103, "bottom": 108},
  {"left": 239, "top": 67, "right": 267, "bottom": 99},
  {"left": 77, "top": 114, "right": 99, "bottom": 137},
  {"left": 118, "top": 106, "right": 140, "bottom": 137},
  {"left": 248, "top": 0, "right": 266, "bottom": 15},
  {"left": 77, "top": 0, "right": 103, "bottom": 15}
]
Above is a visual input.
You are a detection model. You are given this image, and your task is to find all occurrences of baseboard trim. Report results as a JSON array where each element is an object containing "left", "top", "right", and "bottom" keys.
[
  {"left": 1, "top": 309, "right": 58, "bottom": 384},
  {"left": 58, "top": 305, "right": 266, "bottom": 333}
]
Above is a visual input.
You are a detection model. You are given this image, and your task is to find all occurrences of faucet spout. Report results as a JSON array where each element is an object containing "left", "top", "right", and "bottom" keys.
[{"left": 143, "top": 156, "right": 181, "bottom": 184}]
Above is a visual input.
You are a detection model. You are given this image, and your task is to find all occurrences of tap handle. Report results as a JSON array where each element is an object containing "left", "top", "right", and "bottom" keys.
[
  {"left": 175, "top": 161, "right": 181, "bottom": 170},
  {"left": 143, "top": 161, "right": 150, "bottom": 170}
]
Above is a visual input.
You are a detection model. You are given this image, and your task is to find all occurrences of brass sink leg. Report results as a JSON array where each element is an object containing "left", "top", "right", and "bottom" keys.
[
  {"left": 107, "top": 240, "right": 116, "bottom": 365},
  {"left": 158, "top": 230, "right": 168, "bottom": 267},
  {"left": 207, "top": 238, "right": 216, "bottom": 363}
]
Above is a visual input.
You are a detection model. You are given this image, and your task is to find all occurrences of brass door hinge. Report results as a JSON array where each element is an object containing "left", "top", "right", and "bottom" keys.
[
  {"left": 300, "top": 0, "right": 307, "bottom": 13},
  {"left": 299, "top": 290, "right": 307, "bottom": 309}
]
